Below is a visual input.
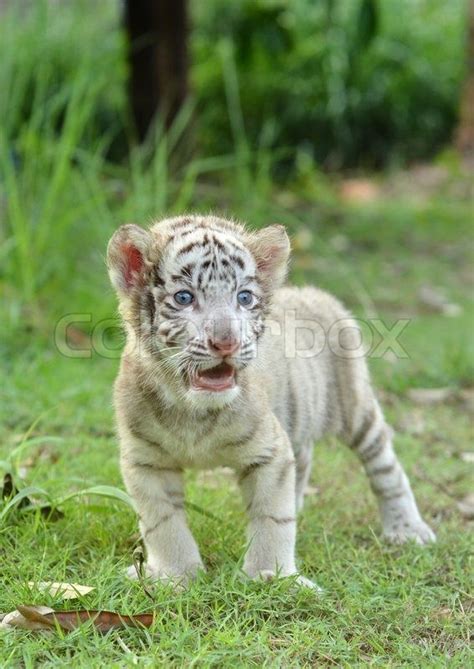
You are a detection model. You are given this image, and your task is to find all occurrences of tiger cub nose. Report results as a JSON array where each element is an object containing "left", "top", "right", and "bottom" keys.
[{"left": 208, "top": 338, "right": 240, "bottom": 357}]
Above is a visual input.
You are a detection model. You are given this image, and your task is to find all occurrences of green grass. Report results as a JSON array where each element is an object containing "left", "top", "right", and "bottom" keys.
[
  {"left": 1, "top": 171, "right": 473, "bottom": 665},
  {"left": 1, "top": 2, "right": 473, "bottom": 665}
]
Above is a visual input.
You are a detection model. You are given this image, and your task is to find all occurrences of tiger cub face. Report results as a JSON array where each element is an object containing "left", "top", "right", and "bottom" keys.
[{"left": 107, "top": 216, "right": 290, "bottom": 408}]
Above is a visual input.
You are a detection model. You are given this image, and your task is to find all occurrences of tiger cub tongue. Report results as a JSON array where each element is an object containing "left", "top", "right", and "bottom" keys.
[{"left": 192, "top": 362, "right": 235, "bottom": 391}]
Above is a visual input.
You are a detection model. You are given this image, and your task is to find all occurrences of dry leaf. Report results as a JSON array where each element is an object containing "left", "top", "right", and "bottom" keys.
[
  {"left": 0, "top": 606, "right": 55, "bottom": 631},
  {"left": 1, "top": 606, "right": 154, "bottom": 633},
  {"left": 407, "top": 388, "right": 455, "bottom": 405},
  {"left": 457, "top": 494, "right": 474, "bottom": 520},
  {"left": 28, "top": 582, "right": 95, "bottom": 599},
  {"left": 418, "top": 286, "right": 462, "bottom": 317}
]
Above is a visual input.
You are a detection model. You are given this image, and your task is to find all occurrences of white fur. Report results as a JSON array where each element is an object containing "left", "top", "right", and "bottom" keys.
[{"left": 107, "top": 216, "right": 435, "bottom": 589}]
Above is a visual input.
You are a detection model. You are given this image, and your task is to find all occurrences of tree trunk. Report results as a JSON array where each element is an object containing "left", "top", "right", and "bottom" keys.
[
  {"left": 455, "top": 0, "right": 474, "bottom": 157},
  {"left": 125, "top": 0, "right": 188, "bottom": 142}
]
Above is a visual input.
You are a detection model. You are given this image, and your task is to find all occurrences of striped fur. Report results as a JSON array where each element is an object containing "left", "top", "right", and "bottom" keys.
[{"left": 107, "top": 215, "right": 435, "bottom": 588}]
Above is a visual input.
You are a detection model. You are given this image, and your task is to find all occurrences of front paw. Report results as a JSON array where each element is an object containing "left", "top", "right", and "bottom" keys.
[
  {"left": 126, "top": 561, "right": 204, "bottom": 588},
  {"left": 383, "top": 519, "right": 436, "bottom": 545},
  {"left": 249, "top": 569, "right": 322, "bottom": 591}
]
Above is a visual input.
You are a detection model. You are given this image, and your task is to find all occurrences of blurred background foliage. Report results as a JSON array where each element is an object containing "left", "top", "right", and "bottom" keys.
[
  {"left": 0, "top": 0, "right": 471, "bottom": 387},
  {"left": 1, "top": 0, "right": 467, "bottom": 169},
  {"left": 193, "top": 0, "right": 466, "bottom": 168}
]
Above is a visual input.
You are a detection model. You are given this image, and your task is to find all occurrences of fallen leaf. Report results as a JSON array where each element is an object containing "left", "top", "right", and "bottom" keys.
[
  {"left": 418, "top": 285, "right": 462, "bottom": 317},
  {"left": 457, "top": 493, "right": 474, "bottom": 520},
  {"left": 27, "top": 582, "right": 95, "bottom": 600},
  {"left": 1, "top": 606, "right": 155, "bottom": 633},
  {"left": 0, "top": 606, "right": 55, "bottom": 631},
  {"left": 407, "top": 388, "right": 455, "bottom": 405}
]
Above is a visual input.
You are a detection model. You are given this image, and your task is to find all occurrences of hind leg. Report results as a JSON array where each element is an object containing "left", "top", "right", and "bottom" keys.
[
  {"left": 347, "top": 400, "right": 435, "bottom": 544},
  {"left": 295, "top": 445, "right": 313, "bottom": 512}
]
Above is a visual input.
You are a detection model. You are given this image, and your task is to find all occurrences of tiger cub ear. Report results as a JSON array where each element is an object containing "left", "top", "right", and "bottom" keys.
[
  {"left": 107, "top": 224, "right": 152, "bottom": 295},
  {"left": 247, "top": 224, "right": 291, "bottom": 290}
]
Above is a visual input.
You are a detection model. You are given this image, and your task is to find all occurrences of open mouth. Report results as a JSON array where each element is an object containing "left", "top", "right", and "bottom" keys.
[{"left": 190, "top": 362, "right": 236, "bottom": 392}]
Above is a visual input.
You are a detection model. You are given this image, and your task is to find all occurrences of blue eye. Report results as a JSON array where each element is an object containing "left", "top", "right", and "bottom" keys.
[
  {"left": 237, "top": 290, "right": 253, "bottom": 307},
  {"left": 174, "top": 290, "right": 194, "bottom": 306}
]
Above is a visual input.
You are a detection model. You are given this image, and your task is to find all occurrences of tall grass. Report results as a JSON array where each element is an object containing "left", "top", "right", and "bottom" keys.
[
  {"left": 0, "top": 2, "right": 124, "bottom": 313},
  {"left": 193, "top": 0, "right": 466, "bottom": 167},
  {"left": 0, "top": 0, "right": 467, "bottom": 333},
  {"left": 0, "top": 2, "right": 283, "bottom": 330}
]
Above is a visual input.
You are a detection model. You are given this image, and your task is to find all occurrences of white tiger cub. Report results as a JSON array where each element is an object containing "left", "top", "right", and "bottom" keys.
[{"left": 107, "top": 215, "right": 435, "bottom": 588}]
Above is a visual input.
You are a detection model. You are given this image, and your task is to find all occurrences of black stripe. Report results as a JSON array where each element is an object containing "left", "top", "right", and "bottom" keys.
[
  {"left": 238, "top": 453, "right": 275, "bottom": 483},
  {"left": 153, "top": 267, "right": 165, "bottom": 287},
  {"left": 180, "top": 263, "right": 195, "bottom": 277},
  {"left": 277, "top": 459, "right": 295, "bottom": 486},
  {"left": 130, "top": 461, "right": 181, "bottom": 473},
  {"left": 177, "top": 240, "right": 202, "bottom": 256},
  {"left": 161, "top": 302, "right": 181, "bottom": 314},
  {"left": 213, "top": 237, "right": 226, "bottom": 252},
  {"left": 261, "top": 515, "right": 296, "bottom": 524},
  {"left": 145, "top": 292, "right": 155, "bottom": 323},
  {"left": 170, "top": 218, "right": 193, "bottom": 230},
  {"left": 371, "top": 463, "right": 395, "bottom": 476},
  {"left": 225, "top": 238, "right": 246, "bottom": 253},
  {"left": 379, "top": 488, "right": 405, "bottom": 501},
  {"left": 143, "top": 513, "right": 175, "bottom": 538},
  {"left": 165, "top": 489, "right": 184, "bottom": 501},
  {"left": 287, "top": 377, "right": 297, "bottom": 439},
  {"left": 222, "top": 424, "right": 258, "bottom": 449},
  {"left": 230, "top": 254, "right": 245, "bottom": 270},
  {"left": 360, "top": 433, "right": 387, "bottom": 463},
  {"left": 162, "top": 324, "right": 185, "bottom": 343},
  {"left": 351, "top": 407, "right": 375, "bottom": 450}
]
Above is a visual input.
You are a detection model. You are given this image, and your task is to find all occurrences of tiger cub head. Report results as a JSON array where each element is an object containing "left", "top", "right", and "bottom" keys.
[{"left": 107, "top": 215, "right": 289, "bottom": 407}]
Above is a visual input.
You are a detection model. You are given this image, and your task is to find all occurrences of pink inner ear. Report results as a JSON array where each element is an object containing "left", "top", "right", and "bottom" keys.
[
  {"left": 122, "top": 243, "right": 143, "bottom": 288},
  {"left": 257, "top": 247, "right": 277, "bottom": 273}
]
